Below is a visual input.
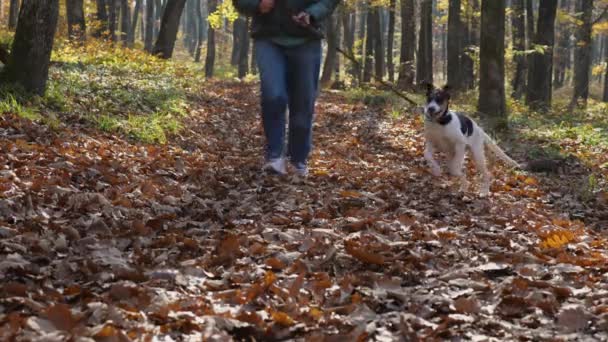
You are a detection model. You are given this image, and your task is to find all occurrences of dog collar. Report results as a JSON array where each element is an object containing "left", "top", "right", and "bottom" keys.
[{"left": 437, "top": 109, "right": 451, "bottom": 125}]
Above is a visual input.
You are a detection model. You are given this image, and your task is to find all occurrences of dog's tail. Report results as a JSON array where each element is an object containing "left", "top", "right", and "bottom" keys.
[{"left": 483, "top": 132, "right": 520, "bottom": 169}]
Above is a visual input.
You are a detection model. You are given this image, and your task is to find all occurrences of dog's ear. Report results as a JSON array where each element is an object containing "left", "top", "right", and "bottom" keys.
[
  {"left": 442, "top": 85, "right": 451, "bottom": 99},
  {"left": 424, "top": 82, "right": 434, "bottom": 96}
]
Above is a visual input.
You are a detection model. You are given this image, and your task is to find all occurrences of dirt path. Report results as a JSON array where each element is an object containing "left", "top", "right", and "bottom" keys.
[{"left": 1, "top": 81, "right": 607, "bottom": 341}]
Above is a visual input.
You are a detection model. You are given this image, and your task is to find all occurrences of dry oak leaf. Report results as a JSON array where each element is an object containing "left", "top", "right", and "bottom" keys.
[
  {"left": 344, "top": 240, "right": 385, "bottom": 265},
  {"left": 44, "top": 304, "right": 79, "bottom": 331},
  {"left": 271, "top": 311, "right": 296, "bottom": 327}
]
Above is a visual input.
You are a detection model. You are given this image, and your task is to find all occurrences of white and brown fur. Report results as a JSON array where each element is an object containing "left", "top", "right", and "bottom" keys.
[{"left": 422, "top": 84, "right": 520, "bottom": 196}]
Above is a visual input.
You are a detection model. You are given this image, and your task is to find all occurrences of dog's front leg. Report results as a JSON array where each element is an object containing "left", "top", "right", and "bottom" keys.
[
  {"left": 424, "top": 141, "right": 441, "bottom": 177},
  {"left": 471, "top": 144, "right": 490, "bottom": 196},
  {"left": 448, "top": 144, "right": 469, "bottom": 192}
]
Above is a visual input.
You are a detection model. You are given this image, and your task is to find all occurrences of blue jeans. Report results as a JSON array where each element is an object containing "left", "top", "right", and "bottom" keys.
[{"left": 255, "top": 39, "right": 322, "bottom": 165}]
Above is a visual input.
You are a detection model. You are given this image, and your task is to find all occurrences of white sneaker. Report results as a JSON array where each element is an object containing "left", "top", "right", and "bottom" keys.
[
  {"left": 263, "top": 158, "right": 287, "bottom": 175},
  {"left": 292, "top": 162, "right": 308, "bottom": 177}
]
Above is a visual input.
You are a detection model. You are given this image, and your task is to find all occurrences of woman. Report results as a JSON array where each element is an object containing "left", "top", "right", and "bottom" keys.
[{"left": 233, "top": 0, "right": 339, "bottom": 176}]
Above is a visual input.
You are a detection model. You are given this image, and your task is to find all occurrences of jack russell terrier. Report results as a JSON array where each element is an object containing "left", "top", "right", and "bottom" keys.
[{"left": 422, "top": 84, "right": 520, "bottom": 196}]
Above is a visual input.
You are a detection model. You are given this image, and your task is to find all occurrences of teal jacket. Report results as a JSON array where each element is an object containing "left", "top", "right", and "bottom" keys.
[{"left": 232, "top": 0, "right": 340, "bottom": 40}]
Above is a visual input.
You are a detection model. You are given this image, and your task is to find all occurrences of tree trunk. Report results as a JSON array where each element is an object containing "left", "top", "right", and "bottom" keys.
[
  {"left": 553, "top": 0, "right": 571, "bottom": 89},
  {"left": 511, "top": 0, "right": 526, "bottom": 99},
  {"left": 447, "top": 0, "right": 462, "bottom": 90},
  {"left": 251, "top": 43, "right": 257, "bottom": 74},
  {"left": 194, "top": 0, "right": 204, "bottom": 62},
  {"left": 363, "top": 6, "right": 373, "bottom": 83},
  {"left": 205, "top": 0, "right": 217, "bottom": 77},
  {"left": 342, "top": 10, "right": 358, "bottom": 85},
  {"left": 145, "top": 0, "right": 154, "bottom": 51},
  {"left": 94, "top": 0, "right": 109, "bottom": 38},
  {"left": 109, "top": 0, "right": 118, "bottom": 41},
  {"left": 120, "top": 0, "right": 131, "bottom": 45},
  {"left": 570, "top": 0, "right": 593, "bottom": 108},
  {"left": 6, "top": 0, "right": 59, "bottom": 95},
  {"left": 321, "top": 14, "right": 338, "bottom": 87},
  {"left": 604, "top": 35, "right": 608, "bottom": 102},
  {"left": 185, "top": 0, "right": 197, "bottom": 56},
  {"left": 525, "top": 0, "right": 535, "bottom": 100},
  {"left": 154, "top": 0, "right": 163, "bottom": 39},
  {"left": 66, "top": 0, "right": 86, "bottom": 42},
  {"left": 460, "top": 0, "right": 477, "bottom": 89},
  {"left": 478, "top": 0, "right": 507, "bottom": 130},
  {"left": 238, "top": 17, "right": 250, "bottom": 79},
  {"left": 386, "top": 0, "right": 396, "bottom": 82},
  {"left": 153, "top": 0, "right": 187, "bottom": 58},
  {"left": 231, "top": 16, "right": 244, "bottom": 66},
  {"left": 417, "top": 0, "right": 433, "bottom": 85},
  {"left": 358, "top": 5, "right": 367, "bottom": 82},
  {"left": 129, "top": 0, "right": 142, "bottom": 47},
  {"left": 526, "top": 0, "right": 557, "bottom": 111},
  {"left": 398, "top": 0, "right": 415, "bottom": 89},
  {"left": 8, "top": 0, "right": 19, "bottom": 30},
  {"left": 373, "top": 8, "right": 384, "bottom": 80}
]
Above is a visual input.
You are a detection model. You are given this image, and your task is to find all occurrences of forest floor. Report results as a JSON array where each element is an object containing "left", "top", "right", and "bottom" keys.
[{"left": 2, "top": 42, "right": 608, "bottom": 341}]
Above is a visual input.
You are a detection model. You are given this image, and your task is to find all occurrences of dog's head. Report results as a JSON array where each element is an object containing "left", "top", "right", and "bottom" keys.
[{"left": 424, "top": 83, "right": 451, "bottom": 120}]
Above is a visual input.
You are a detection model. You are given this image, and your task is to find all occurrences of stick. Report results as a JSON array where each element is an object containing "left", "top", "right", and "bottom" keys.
[{"left": 336, "top": 47, "right": 419, "bottom": 107}]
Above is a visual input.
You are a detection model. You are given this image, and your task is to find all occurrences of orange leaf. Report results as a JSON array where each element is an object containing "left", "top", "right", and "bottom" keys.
[
  {"left": 45, "top": 304, "right": 77, "bottom": 331},
  {"left": 265, "top": 257, "right": 286, "bottom": 270},
  {"left": 271, "top": 311, "right": 295, "bottom": 326},
  {"left": 344, "top": 240, "right": 385, "bottom": 265},
  {"left": 340, "top": 190, "right": 364, "bottom": 199},
  {"left": 264, "top": 271, "right": 277, "bottom": 287},
  {"left": 94, "top": 324, "right": 119, "bottom": 338}
]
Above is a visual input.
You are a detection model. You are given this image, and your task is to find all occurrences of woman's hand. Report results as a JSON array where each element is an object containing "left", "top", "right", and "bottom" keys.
[
  {"left": 292, "top": 12, "right": 311, "bottom": 26},
  {"left": 258, "top": 0, "right": 275, "bottom": 14}
]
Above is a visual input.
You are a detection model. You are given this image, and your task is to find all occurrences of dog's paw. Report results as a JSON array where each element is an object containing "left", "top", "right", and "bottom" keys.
[{"left": 430, "top": 167, "right": 442, "bottom": 177}]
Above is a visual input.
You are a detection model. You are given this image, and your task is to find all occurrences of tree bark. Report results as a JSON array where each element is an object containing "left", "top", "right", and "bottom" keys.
[
  {"left": 461, "top": 0, "right": 477, "bottom": 89},
  {"left": 321, "top": 14, "right": 338, "bottom": 87},
  {"left": 145, "top": 0, "right": 155, "bottom": 51},
  {"left": 417, "top": 0, "right": 433, "bottom": 85},
  {"left": 185, "top": 0, "right": 197, "bottom": 56},
  {"left": 342, "top": 10, "right": 358, "bottom": 84},
  {"left": 553, "top": 0, "right": 571, "bottom": 89},
  {"left": 129, "top": 0, "right": 142, "bottom": 47},
  {"left": 373, "top": 8, "right": 384, "bottom": 80},
  {"left": 154, "top": 0, "right": 163, "bottom": 39},
  {"left": 8, "top": 0, "right": 19, "bottom": 30},
  {"left": 525, "top": 0, "right": 535, "bottom": 100},
  {"left": 109, "top": 0, "right": 118, "bottom": 41},
  {"left": 238, "top": 17, "right": 250, "bottom": 79},
  {"left": 447, "top": 0, "right": 462, "bottom": 90},
  {"left": 570, "top": 0, "right": 593, "bottom": 108},
  {"left": 386, "top": 0, "right": 396, "bottom": 82},
  {"left": 94, "top": 0, "right": 109, "bottom": 38},
  {"left": 194, "top": 0, "right": 204, "bottom": 62},
  {"left": 526, "top": 0, "right": 558, "bottom": 111},
  {"left": 363, "top": 6, "right": 374, "bottom": 83},
  {"left": 66, "top": 0, "right": 86, "bottom": 42},
  {"left": 205, "top": 0, "right": 217, "bottom": 77},
  {"left": 231, "top": 16, "right": 244, "bottom": 66},
  {"left": 604, "top": 35, "right": 608, "bottom": 102},
  {"left": 120, "top": 0, "right": 131, "bottom": 45},
  {"left": 511, "top": 0, "right": 526, "bottom": 99},
  {"left": 6, "top": 0, "right": 59, "bottom": 96},
  {"left": 397, "top": 0, "right": 415, "bottom": 89},
  {"left": 478, "top": 0, "right": 507, "bottom": 130},
  {"left": 153, "top": 0, "right": 187, "bottom": 58}
]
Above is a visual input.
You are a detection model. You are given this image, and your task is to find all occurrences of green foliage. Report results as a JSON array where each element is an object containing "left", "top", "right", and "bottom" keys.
[
  {"left": 0, "top": 93, "right": 40, "bottom": 121},
  {"left": 0, "top": 37, "right": 209, "bottom": 144},
  {"left": 208, "top": 0, "right": 239, "bottom": 29}
]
